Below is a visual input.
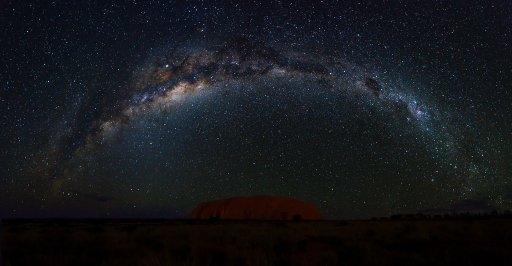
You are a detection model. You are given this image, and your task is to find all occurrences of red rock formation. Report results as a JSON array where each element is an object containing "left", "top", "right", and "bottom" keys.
[{"left": 191, "top": 196, "right": 321, "bottom": 220}]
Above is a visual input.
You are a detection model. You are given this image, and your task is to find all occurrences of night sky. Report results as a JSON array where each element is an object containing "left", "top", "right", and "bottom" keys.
[{"left": 1, "top": 1, "right": 511, "bottom": 219}]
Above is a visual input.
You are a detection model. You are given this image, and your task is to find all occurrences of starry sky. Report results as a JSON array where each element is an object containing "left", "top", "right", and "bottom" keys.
[{"left": 1, "top": 0, "right": 511, "bottom": 219}]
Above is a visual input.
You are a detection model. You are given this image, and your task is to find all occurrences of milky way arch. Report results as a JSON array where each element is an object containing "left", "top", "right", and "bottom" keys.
[{"left": 50, "top": 37, "right": 482, "bottom": 196}]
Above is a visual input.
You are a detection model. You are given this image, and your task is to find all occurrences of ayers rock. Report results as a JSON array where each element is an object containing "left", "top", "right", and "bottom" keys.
[{"left": 191, "top": 196, "right": 321, "bottom": 220}]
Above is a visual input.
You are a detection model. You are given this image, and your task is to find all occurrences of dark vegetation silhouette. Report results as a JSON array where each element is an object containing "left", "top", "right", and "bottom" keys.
[
  {"left": 386, "top": 209, "right": 512, "bottom": 221},
  {"left": 2, "top": 211, "right": 512, "bottom": 266}
]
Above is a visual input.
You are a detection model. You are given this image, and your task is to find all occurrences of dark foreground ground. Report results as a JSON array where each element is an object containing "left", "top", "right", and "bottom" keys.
[{"left": 2, "top": 218, "right": 512, "bottom": 266}]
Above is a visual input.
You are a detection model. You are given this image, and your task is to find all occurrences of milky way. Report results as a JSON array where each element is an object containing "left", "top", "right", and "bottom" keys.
[
  {"left": 1, "top": 1, "right": 510, "bottom": 218},
  {"left": 74, "top": 38, "right": 434, "bottom": 155},
  {"left": 50, "top": 37, "right": 484, "bottom": 205}
]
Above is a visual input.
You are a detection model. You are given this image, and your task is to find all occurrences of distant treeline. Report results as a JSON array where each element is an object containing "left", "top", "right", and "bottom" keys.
[{"left": 379, "top": 210, "right": 512, "bottom": 221}]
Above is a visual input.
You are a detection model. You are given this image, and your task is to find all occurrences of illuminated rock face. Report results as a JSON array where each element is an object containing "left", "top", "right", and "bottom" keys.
[{"left": 191, "top": 196, "right": 321, "bottom": 220}]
